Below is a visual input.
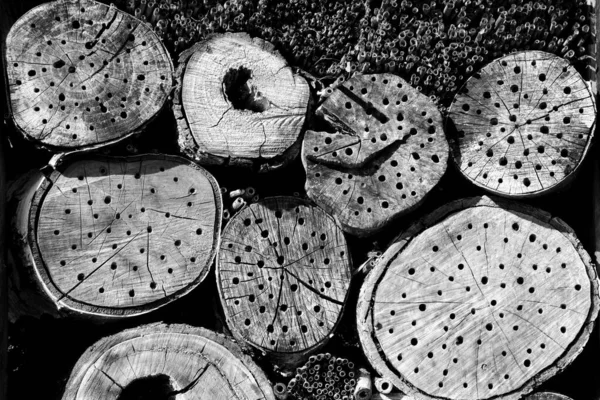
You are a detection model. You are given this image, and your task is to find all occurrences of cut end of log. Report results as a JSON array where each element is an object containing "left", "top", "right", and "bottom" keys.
[
  {"left": 217, "top": 196, "right": 351, "bottom": 368},
  {"left": 173, "top": 32, "right": 310, "bottom": 171},
  {"left": 5, "top": 0, "right": 173, "bottom": 150},
  {"left": 302, "top": 73, "right": 449, "bottom": 236},
  {"left": 17, "top": 154, "right": 221, "bottom": 318},
  {"left": 448, "top": 51, "right": 596, "bottom": 197},
  {"left": 61, "top": 323, "right": 275, "bottom": 400},
  {"left": 357, "top": 196, "right": 599, "bottom": 400}
]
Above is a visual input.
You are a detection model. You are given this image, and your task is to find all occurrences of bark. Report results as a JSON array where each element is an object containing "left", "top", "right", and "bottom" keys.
[
  {"left": 216, "top": 196, "right": 352, "bottom": 370},
  {"left": 4, "top": 0, "right": 173, "bottom": 151},
  {"left": 448, "top": 51, "right": 596, "bottom": 197},
  {"left": 302, "top": 73, "right": 449, "bottom": 237},
  {"left": 10, "top": 153, "right": 222, "bottom": 319},
  {"left": 61, "top": 323, "right": 276, "bottom": 400},
  {"left": 173, "top": 32, "right": 310, "bottom": 172},
  {"left": 357, "top": 195, "right": 600, "bottom": 400}
]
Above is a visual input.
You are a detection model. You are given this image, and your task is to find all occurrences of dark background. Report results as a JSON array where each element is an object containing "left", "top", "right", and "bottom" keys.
[{"left": 1, "top": 1, "right": 599, "bottom": 400}]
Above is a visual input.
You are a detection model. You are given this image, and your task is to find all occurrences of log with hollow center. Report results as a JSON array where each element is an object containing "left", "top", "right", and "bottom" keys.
[
  {"left": 448, "top": 51, "right": 596, "bottom": 197},
  {"left": 4, "top": 0, "right": 173, "bottom": 150},
  {"left": 217, "top": 197, "right": 351, "bottom": 369},
  {"left": 11, "top": 154, "right": 221, "bottom": 318},
  {"left": 173, "top": 33, "right": 310, "bottom": 171},
  {"left": 357, "top": 196, "right": 599, "bottom": 400},
  {"left": 61, "top": 323, "right": 275, "bottom": 400},
  {"left": 302, "top": 73, "right": 449, "bottom": 236}
]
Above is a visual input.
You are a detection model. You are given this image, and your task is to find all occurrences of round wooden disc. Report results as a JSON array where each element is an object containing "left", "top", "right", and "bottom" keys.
[
  {"left": 448, "top": 51, "right": 596, "bottom": 197},
  {"left": 62, "top": 323, "right": 275, "bottom": 400},
  {"left": 173, "top": 32, "right": 310, "bottom": 171},
  {"left": 217, "top": 197, "right": 351, "bottom": 365},
  {"left": 29, "top": 154, "right": 221, "bottom": 317},
  {"left": 5, "top": 0, "right": 173, "bottom": 150},
  {"left": 302, "top": 73, "right": 449, "bottom": 236},
  {"left": 357, "top": 196, "right": 599, "bottom": 400}
]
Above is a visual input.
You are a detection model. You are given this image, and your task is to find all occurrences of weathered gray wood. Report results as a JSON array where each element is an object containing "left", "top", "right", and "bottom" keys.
[
  {"left": 11, "top": 154, "right": 222, "bottom": 319},
  {"left": 357, "top": 196, "right": 599, "bottom": 400},
  {"left": 524, "top": 393, "right": 573, "bottom": 400},
  {"left": 173, "top": 33, "right": 310, "bottom": 172},
  {"left": 448, "top": 51, "right": 596, "bottom": 197},
  {"left": 4, "top": 0, "right": 173, "bottom": 151},
  {"left": 217, "top": 196, "right": 351, "bottom": 370},
  {"left": 302, "top": 73, "right": 449, "bottom": 237},
  {"left": 62, "top": 323, "right": 276, "bottom": 400}
]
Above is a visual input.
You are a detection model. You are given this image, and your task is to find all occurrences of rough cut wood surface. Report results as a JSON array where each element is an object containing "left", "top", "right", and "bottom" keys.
[
  {"left": 61, "top": 323, "right": 275, "bottom": 400},
  {"left": 217, "top": 196, "right": 351, "bottom": 369},
  {"left": 15, "top": 154, "right": 221, "bottom": 318},
  {"left": 173, "top": 32, "right": 310, "bottom": 172},
  {"left": 357, "top": 196, "right": 599, "bottom": 400},
  {"left": 448, "top": 51, "right": 596, "bottom": 198},
  {"left": 4, "top": 0, "right": 173, "bottom": 150},
  {"left": 302, "top": 73, "right": 449, "bottom": 237},
  {"left": 525, "top": 393, "right": 573, "bottom": 400}
]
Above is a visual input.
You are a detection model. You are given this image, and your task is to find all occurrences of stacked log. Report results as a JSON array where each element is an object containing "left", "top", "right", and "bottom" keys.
[
  {"left": 173, "top": 33, "right": 310, "bottom": 172},
  {"left": 357, "top": 196, "right": 599, "bottom": 400},
  {"left": 448, "top": 51, "right": 595, "bottom": 197},
  {"left": 61, "top": 323, "right": 275, "bottom": 400},
  {"left": 4, "top": 0, "right": 173, "bottom": 151},
  {"left": 303, "top": 73, "right": 449, "bottom": 236},
  {"left": 9, "top": 154, "right": 221, "bottom": 319},
  {"left": 217, "top": 197, "right": 352, "bottom": 369}
]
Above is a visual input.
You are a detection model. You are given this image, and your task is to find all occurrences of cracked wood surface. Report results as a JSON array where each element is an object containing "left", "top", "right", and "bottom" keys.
[
  {"left": 173, "top": 32, "right": 310, "bottom": 171},
  {"left": 4, "top": 0, "right": 173, "bottom": 150},
  {"left": 448, "top": 51, "right": 596, "bottom": 198},
  {"left": 61, "top": 323, "right": 275, "bottom": 400},
  {"left": 217, "top": 196, "right": 351, "bottom": 369},
  {"left": 357, "top": 196, "right": 599, "bottom": 400},
  {"left": 19, "top": 154, "right": 221, "bottom": 318},
  {"left": 302, "top": 73, "right": 449, "bottom": 237}
]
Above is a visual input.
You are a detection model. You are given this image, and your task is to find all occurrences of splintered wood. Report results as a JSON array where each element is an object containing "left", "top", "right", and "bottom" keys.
[
  {"left": 357, "top": 196, "right": 599, "bottom": 400},
  {"left": 448, "top": 51, "right": 596, "bottom": 197},
  {"left": 23, "top": 155, "right": 221, "bottom": 318},
  {"left": 302, "top": 74, "right": 448, "bottom": 236},
  {"left": 4, "top": 0, "right": 173, "bottom": 150},
  {"left": 217, "top": 197, "right": 351, "bottom": 368},
  {"left": 173, "top": 33, "right": 310, "bottom": 171},
  {"left": 61, "top": 323, "right": 275, "bottom": 400}
]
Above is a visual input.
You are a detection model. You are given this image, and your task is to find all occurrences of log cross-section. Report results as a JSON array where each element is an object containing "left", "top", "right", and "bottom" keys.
[
  {"left": 303, "top": 73, "right": 449, "bottom": 236},
  {"left": 173, "top": 33, "right": 310, "bottom": 171},
  {"left": 4, "top": 0, "right": 173, "bottom": 150},
  {"left": 448, "top": 51, "right": 596, "bottom": 197},
  {"left": 217, "top": 197, "right": 351, "bottom": 369},
  {"left": 61, "top": 323, "right": 276, "bottom": 400},
  {"left": 357, "top": 196, "right": 599, "bottom": 400},
  {"left": 13, "top": 154, "right": 221, "bottom": 318}
]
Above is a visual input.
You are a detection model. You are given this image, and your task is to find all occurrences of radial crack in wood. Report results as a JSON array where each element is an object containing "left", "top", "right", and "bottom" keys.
[
  {"left": 173, "top": 33, "right": 310, "bottom": 172},
  {"left": 61, "top": 323, "right": 275, "bottom": 400},
  {"left": 4, "top": 0, "right": 173, "bottom": 151},
  {"left": 448, "top": 51, "right": 596, "bottom": 197},
  {"left": 357, "top": 196, "right": 599, "bottom": 400},
  {"left": 13, "top": 154, "right": 221, "bottom": 318},
  {"left": 302, "top": 73, "right": 449, "bottom": 236},
  {"left": 217, "top": 196, "right": 351, "bottom": 369}
]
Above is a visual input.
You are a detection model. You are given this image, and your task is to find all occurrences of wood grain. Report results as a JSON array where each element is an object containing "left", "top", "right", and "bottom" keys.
[
  {"left": 4, "top": 0, "right": 173, "bottom": 150},
  {"left": 448, "top": 51, "right": 596, "bottom": 197},
  {"left": 173, "top": 32, "right": 310, "bottom": 172},
  {"left": 217, "top": 196, "right": 351, "bottom": 369},
  {"left": 16, "top": 154, "right": 222, "bottom": 318},
  {"left": 302, "top": 73, "right": 449, "bottom": 236},
  {"left": 357, "top": 196, "right": 599, "bottom": 400},
  {"left": 61, "top": 323, "right": 275, "bottom": 400}
]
